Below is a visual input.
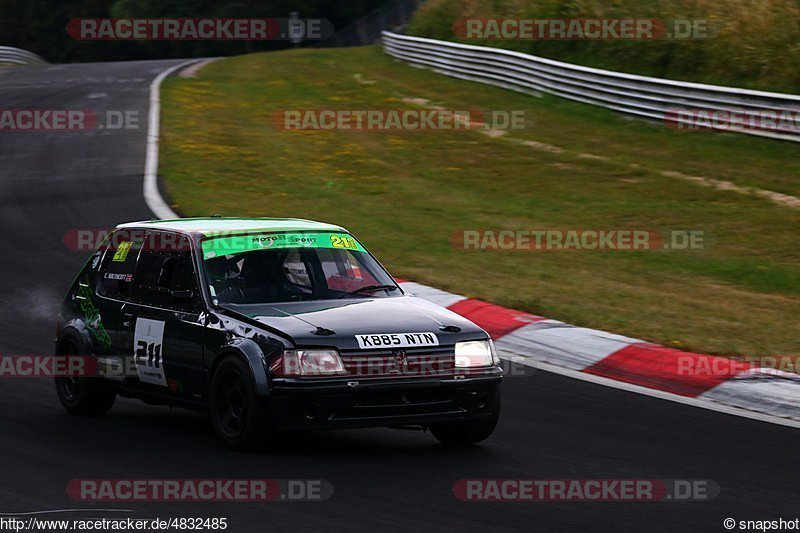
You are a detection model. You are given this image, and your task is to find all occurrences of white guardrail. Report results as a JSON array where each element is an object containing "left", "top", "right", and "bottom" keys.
[
  {"left": 382, "top": 31, "right": 800, "bottom": 142},
  {"left": 0, "top": 46, "right": 46, "bottom": 66}
]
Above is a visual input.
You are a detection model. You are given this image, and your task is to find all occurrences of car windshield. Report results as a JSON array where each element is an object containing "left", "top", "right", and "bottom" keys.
[{"left": 200, "top": 231, "right": 399, "bottom": 304}]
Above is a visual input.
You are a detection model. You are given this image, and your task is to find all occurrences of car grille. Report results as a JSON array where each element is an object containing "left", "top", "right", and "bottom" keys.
[{"left": 340, "top": 346, "right": 455, "bottom": 378}]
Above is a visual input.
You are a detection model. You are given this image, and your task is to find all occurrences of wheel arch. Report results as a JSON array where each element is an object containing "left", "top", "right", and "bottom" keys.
[
  {"left": 55, "top": 319, "right": 94, "bottom": 355},
  {"left": 208, "top": 338, "right": 272, "bottom": 396}
]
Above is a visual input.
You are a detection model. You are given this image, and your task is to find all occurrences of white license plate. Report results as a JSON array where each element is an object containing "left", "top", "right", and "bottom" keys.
[{"left": 355, "top": 332, "right": 440, "bottom": 349}]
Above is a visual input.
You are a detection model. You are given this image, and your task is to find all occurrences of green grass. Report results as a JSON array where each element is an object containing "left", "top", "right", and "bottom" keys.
[
  {"left": 160, "top": 45, "right": 800, "bottom": 358},
  {"left": 408, "top": 0, "right": 800, "bottom": 93}
]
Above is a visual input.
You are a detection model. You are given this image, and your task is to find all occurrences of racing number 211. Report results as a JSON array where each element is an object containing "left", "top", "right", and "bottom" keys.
[{"left": 135, "top": 341, "right": 162, "bottom": 368}]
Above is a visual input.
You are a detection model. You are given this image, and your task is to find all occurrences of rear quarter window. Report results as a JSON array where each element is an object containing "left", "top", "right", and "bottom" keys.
[{"left": 96, "top": 231, "right": 141, "bottom": 301}]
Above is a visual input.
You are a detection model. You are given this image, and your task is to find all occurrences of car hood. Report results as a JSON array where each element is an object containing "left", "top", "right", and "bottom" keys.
[{"left": 221, "top": 296, "right": 486, "bottom": 350}]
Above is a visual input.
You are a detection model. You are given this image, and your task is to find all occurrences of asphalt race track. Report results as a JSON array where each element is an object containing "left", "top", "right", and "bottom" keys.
[{"left": 0, "top": 60, "right": 798, "bottom": 532}]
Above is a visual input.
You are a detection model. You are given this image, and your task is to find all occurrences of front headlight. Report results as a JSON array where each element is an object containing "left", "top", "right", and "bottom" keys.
[
  {"left": 276, "top": 349, "right": 347, "bottom": 377},
  {"left": 455, "top": 339, "right": 498, "bottom": 368}
]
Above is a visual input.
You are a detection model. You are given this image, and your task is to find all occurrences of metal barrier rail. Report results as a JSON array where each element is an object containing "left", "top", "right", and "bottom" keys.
[
  {"left": 382, "top": 31, "right": 800, "bottom": 142},
  {"left": 0, "top": 46, "right": 46, "bottom": 66}
]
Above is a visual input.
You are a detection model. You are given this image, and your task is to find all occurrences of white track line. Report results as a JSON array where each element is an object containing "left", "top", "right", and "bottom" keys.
[
  {"left": 143, "top": 60, "right": 202, "bottom": 220},
  {"left": 178, "top": 58, "right": 220, "bottom": 78}
]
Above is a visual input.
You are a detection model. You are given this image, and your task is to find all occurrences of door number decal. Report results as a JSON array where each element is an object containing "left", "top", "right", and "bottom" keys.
[{"left": 133, "top": 318, "right": 167, "bottom": 387}]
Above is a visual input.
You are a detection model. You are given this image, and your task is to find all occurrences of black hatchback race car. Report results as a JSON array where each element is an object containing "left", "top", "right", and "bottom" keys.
[{"left": 55, "top": 218, "right": 502, "bottom": 449}]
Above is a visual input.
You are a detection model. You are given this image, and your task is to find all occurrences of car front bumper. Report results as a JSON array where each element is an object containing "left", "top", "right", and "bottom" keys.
[{"left": 269, "top": 372, "right": 502, "bottom": 431}]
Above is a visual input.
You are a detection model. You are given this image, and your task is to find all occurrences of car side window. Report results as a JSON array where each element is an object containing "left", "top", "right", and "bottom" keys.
[
  {"left": 130, "top": 232, "right": 201, "bottom": 312},
  {"left": 96, "top": 231, "right": 141, "bottom": 301}
]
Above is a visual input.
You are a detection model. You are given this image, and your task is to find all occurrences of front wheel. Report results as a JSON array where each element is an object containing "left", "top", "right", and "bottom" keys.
[
  {"left": 210, "top": 356, "right": 273, "bottom": 451},
  {"left": 430, "top": 388, "right": 501, "bottom": 445}
]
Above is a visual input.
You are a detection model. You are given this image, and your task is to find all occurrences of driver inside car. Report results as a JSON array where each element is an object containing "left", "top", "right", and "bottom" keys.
[{"left": 207, "top": 250, "right": 313, "bottom": 304}]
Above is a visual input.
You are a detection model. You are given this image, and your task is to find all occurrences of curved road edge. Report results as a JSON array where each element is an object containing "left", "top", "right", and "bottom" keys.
[{"left": 143, "top": 59, "right": 201, "bottom": 220}]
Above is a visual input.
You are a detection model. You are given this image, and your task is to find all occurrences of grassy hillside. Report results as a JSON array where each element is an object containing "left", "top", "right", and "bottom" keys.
[{"left": 408, "top": 0, "right": 800, "bottom": 93}]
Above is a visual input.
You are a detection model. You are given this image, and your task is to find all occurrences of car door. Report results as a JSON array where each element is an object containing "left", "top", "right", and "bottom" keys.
[
  {"left": 92, "top": 230, "right": 142, "bottom": 362},
  {"left": 119, "top": 230, "right": 206, "bottom": 402}
]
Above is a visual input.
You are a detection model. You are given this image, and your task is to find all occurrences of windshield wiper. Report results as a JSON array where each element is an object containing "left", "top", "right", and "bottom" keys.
[{"left": 341, "top": 284, "right": 399, "bottom": 297}]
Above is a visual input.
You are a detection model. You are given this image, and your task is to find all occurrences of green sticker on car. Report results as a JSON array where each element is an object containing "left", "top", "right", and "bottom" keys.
[
  {"left": 201, "top": 232, "right": 366, "bottom": 259},
  {"left": 77, "top": 277, "right": 112, "bottom": 349},
  {"left": 112, "top": 241, "right": 132, "bottom": 262}
]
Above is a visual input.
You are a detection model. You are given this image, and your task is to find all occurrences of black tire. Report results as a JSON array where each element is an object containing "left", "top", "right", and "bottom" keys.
[
  {"left": 54, "top": 339, "right": 116, "bottom": 416},
  {"left": 210, "top": 356, "right": 273, "bottom": 451},
  {"left": 430, "top": 388, "right": 501, "bottom": 446}
]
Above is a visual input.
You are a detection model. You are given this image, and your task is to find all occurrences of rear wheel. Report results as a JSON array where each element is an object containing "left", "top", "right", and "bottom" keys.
[
  {"left": 210, "top": 356, "right": 272, "bottom": 450},
  {"left": 54, "top": 340, "right": 116, "bottom": 416},
  {"left": 430, "top": 388, "right": 501, "bottom": 445}
]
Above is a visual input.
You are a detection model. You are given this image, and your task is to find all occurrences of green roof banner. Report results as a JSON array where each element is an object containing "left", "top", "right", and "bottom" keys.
[{"left": 201, "top": 232, "right": 365, "bottom": 259}]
